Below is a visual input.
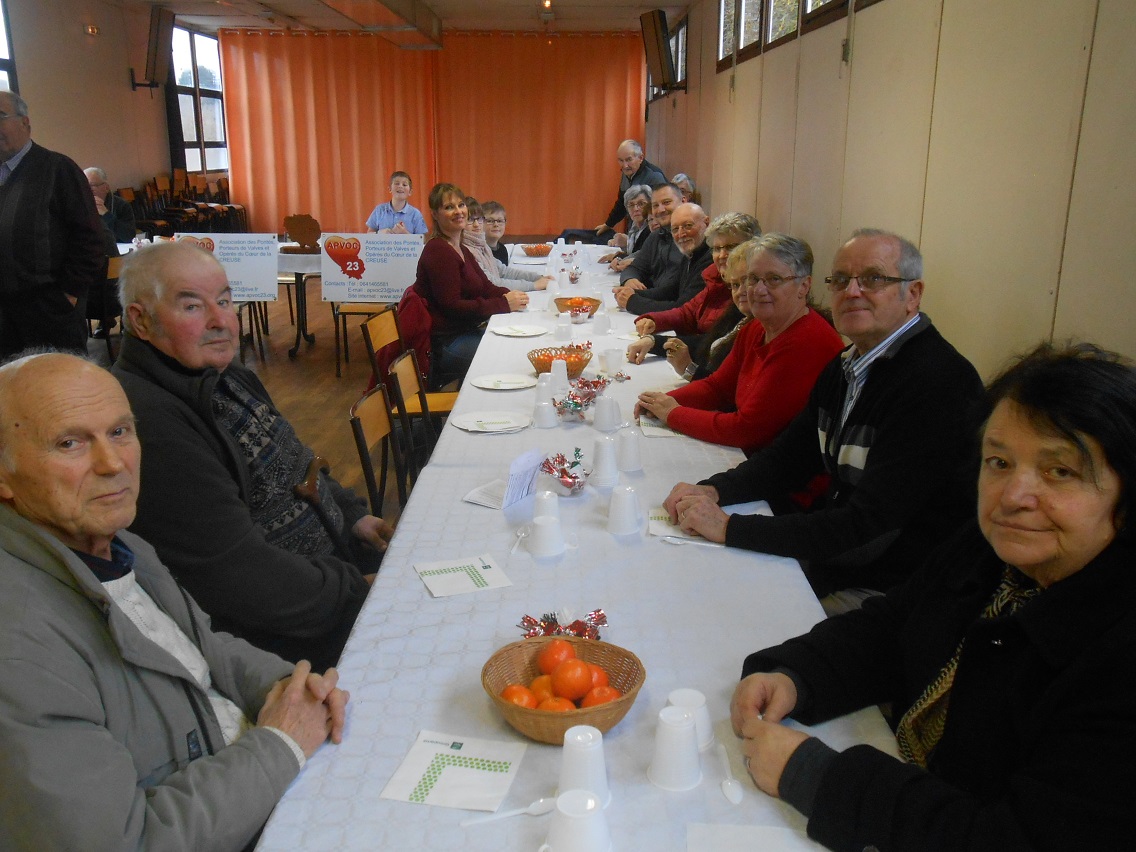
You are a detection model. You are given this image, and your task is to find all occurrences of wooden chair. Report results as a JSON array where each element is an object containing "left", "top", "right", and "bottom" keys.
[
  {"left": 387, "top": 349, "right": 443, "bottom": 481},
  {"left": 87, "top": 255, "right": 124, "bottom": 358},
  {"left": 361, "top": 307, "right": 457, "bottom": 417},
  {"left": 331, "top": 299, "right": 387, "bottom": 378},
  {"left": 349, "top": 383, "right": 409, "bottom": 516}
]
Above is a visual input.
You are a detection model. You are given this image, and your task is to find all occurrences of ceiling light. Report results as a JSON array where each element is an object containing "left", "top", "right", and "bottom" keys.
[{"left": 543, "top": 0, "right": 552, "bottom": 7}]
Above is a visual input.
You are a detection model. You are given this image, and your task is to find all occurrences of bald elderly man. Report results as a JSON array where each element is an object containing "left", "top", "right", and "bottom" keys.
[
  {"left": 615, "top": 201, "right": 713, "bottom": 315},
  {"left": 112, "top": 241, "right": 392, "bottom": 671},
  {"left": 0, "top": 352, "right": 348, "bottom": 850}
]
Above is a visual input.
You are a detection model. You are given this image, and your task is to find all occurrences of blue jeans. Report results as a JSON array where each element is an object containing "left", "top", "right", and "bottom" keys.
[{"left": 432, "top": 329, "right": 484, "bottom": 388}]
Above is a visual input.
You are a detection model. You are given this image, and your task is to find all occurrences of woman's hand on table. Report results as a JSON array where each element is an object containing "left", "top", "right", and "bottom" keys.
[
  {"left": 636, "top": 390, "right": 679, "bottom": 423},
  {"left": 505, "top": 290, "right": 530, "bottom": 311},
  {"left": 626, "top": 336, "right": 653, "bottom": 365},
  {"left": 635, "top": 317, "right": 657, "bottom": 336},
  {"left": 599, "top": 251, "right": 620, "bottom": 264},
  {"left": 533, "top": 276, "right": 553, "bottom": 291},
  {"left": 614, "top": 286, "right": 640, "bottom": 310},
  {"left": 610, "top": 256, "right": 633, "bottom": 272},
  {"left": 739, "top": 717, "right": 810, "bottom": 799},
  {"left": 663, "top": 482, "right": 720, "bottom": 521},
  {"left": 674, "top": 496, "right": 729, "bottom": 541},
  {"left": 663, "top": 338, "right": 692, "bottom": 376},
  {"left": 352, "top": 515, "right": 394, "bottom": 552}
]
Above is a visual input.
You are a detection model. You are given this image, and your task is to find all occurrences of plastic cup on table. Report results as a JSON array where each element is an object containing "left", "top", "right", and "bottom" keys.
[
  {"left": 534, "top": 400, "right": 559, "bottom": 429},
  {"left": 592, "top": 312, "right": 611, "bottom": 335},
  {"left": 592, "top": 396, "right": 621, "bottom": 433},
  {"left": 534, "top": 489, "right": 560, "bottom": 521},
  {"left": 550, "top": 358, "right": 571, "bottom": 393},
  {"left": 602, "top": 348, "right": 623, "bottom": 375},
  {"left": 590, "top": 435, "right": 619, "bottom": 487},
  {"left": 558, "top": 725, "right": 611, "bottom": 808},
  {"left": 538, "top": 789, "right": 612, "bottom": 852},
  {"left": 606, "top": 485, "right": 641, "bottom": 536},
  {"left": 647, "top": 706, "right": 703, "bottom": 791},
  {"left": 667, "top": 688, "right": 714, "bottom": 752},
  {"left": 617, "top": 429, "right": 642, "bottom": 472},
  {"left": 527, "top": 515, "right": 566, "bottom": 558},
  {"left": 558, "top": 269, "right": 571, "bottom": 290},
  {"left": 555, "top": 315, "right": 572, "bottom": 342}
]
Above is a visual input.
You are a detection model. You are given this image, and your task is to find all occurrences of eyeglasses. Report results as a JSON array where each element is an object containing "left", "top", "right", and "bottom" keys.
[
  {"left": 711, "top": 243, "right": 741, "bottom": 254},
  {"left": 468, "top": 217, "right": 485, "bottom": 225},
  {"left": 727, "top": 280, "right": 748, "bottom": 291},
  {"left": 741, "top": 273, "right": 803, "bottom": 290},
  {"left": 825, "top": 273, "right": 914, "bottom": 293},
  {"left": 670, "top": 222, "right": 701, "bottom": 235},
  {"left": 484, "top": 218, "right": 506, "bottom": 226}
]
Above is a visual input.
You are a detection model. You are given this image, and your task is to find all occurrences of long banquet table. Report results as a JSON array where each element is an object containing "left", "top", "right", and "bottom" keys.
[{"left": 257, "top": 245, "right": 897, "bottom": 851}]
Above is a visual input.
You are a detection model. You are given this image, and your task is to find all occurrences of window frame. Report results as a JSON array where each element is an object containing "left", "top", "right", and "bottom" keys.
[
  {"left": 0, "top": 0, "right": 18, "bottom": 93},
  {"left": 167, "top": 25, "right": 228, "bottom": 175},
  {"left": 648, "top": 14, "right": 688, "bottom": 103},
  {"left": 717, "top": 0, "right": 866, "bottom": 73}
]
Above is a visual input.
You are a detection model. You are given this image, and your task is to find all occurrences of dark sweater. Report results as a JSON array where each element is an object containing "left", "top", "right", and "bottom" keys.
[
  {"left": 742, "top": 522, "right": 1136, "bottom": 851},
  {"left": 413, "top": 236, "right": 510, "bottom": 338},
  {"left": 113, "top": 335, "right": 372, "bottom": 671},
  {"left": 704, "top": 315, "right": 986, "bottom": 595},
  {"left": 0, "top": 142, "right": 104, "bottom": 298},
  {"left": 625, "top": 241, "right": 714, "bottom": 315},
  {"left": 603, "top": 158, "right": 667, "bottom": 229},
  {"left": 618, "top": 226, "right": 685, "bottom": 291}
]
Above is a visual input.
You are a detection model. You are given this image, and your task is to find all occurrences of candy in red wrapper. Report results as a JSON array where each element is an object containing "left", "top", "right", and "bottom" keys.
[
  {"left": 519, "top": 609, "right": 608, "bottom": 640},
  {"left": 539, "top": 448, "right": 588, "bottom": 494}
]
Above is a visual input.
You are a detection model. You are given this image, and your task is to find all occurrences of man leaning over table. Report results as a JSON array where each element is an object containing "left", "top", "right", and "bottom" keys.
[
  {"left": 612, "top": 183, "right": 686, "bottom": 303},
  {"left": 616, "top": 201, "right": 713, "bottom": 315},
  {"left": 112, "top": 241, "right": 393, "bottom": 672},
  {"left": 664, "top": 229, "right": 986, "bottom": 615},
  {"left": 0, "top": 352, "right": 349, "bottom": 851}
]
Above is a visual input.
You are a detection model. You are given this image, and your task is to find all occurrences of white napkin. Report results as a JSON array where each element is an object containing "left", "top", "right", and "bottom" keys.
[
  {"left": 648, "top": 501, "right": 774, "bottom": 539},
  {"left": 381, "top": 730, "right": 527, "bottom": 811},
  {"left": 414, "top": 555, "right": 512, "bottom": 597}
]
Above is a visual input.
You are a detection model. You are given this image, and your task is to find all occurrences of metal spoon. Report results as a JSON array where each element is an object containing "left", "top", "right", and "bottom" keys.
[
  {"left": 717, "top": 742, "right": 744, "bottom": 805},
  {"left": 460, "top": 796, "right": 557, "bottom": 827}
]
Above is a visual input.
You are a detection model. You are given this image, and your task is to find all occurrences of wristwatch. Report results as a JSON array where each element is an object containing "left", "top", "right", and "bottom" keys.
[{"left": 683, "top": 363, "right": 697, "bottom": 380}]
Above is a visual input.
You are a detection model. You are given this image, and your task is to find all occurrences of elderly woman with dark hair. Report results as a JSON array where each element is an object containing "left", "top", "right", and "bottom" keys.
[
  {"left": 410, "top": 183, "right": 529, "bottom": 385},
  {"left": 635, "top": 234, "right": 844, "bottom": 455},
  {"left": 731, "top": 341, "right": 1136, "bottom": 851}
]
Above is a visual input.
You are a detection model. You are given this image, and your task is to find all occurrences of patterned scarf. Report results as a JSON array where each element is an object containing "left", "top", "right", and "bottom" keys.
[{"left": 895, "top": 565, "right": 1041, "bottom": 767}]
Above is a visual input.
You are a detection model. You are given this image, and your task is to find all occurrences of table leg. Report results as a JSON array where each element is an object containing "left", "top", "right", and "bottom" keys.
[{"left": 288, "top": 272, "right": 317, "bottom": 358}]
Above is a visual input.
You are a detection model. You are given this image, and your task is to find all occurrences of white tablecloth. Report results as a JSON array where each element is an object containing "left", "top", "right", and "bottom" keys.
[{"left": 257, "top": 245, "right": 897, "bottom": 851}]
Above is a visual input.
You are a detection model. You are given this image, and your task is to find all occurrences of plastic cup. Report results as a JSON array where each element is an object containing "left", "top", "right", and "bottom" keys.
[
  {"left": 558, "top": 269, "right": 571, "bottom": 290},
  {"left": 667, "top": 688, "right": 714, "bottom": 752},
  {"left": 592, "top": 312, "right": 611, "bottom": 335},
  {"left": 558, "top": 725, "right": 611, "bottom": 808},
  {"left": 534, "top": 490, "right": 560, "bottom": 521},
  {"left": 550, "top": 358, "right": 570, "bottom": 393},
  {"left": 538, "top": 789, "right": 611, "bottom": 852},
  {"left": 534, "top": 400, "right": 559, "bottom": 429},
  {"left": 602, "top": 348, "right": 623, "bottom": 375},
  {"left": 536, "top": 373, "right": 555, "bottom": 402},
  {"left": 527, "top": 515, "right": 565, "bottom": 558},
  {"left": 648, "top": 706, "right": 703, "bottom": 791},
  {"left": 592, "top": 396, "right": 621, "bottom": 433},
  {"left": 617, "top": 429, "right": 642, "bottom": 472},
  {"left": 607, "top": 485, "right": 641, "bottom": 536},
  {"left": 554, "top": 315, "right": 572, "bottom": 341},
  {"left": 590, "top": 436, "right": 619, "bottom": 487}
]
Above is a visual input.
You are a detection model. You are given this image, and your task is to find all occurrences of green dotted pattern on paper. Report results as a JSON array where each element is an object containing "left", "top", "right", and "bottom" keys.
[
  {"left": 419, "top": 563, "right": 488, "bottom": 589},
  {"left": 409, "top": 754, "right": 512, "bottom": 802}
]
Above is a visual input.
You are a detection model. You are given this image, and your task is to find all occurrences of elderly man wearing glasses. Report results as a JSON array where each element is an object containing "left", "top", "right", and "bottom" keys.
[
  {"left": 615, "top": 201, "right": 712, "bottom": 315},
  {"left": 664, "top": 229, "right": 986, "bottom": 615}
]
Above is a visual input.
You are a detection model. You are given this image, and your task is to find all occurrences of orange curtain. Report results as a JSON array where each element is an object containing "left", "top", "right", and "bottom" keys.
[
  {"left": 219, "top": 30, "right": 438, "bottom": 234},
  {"left": 434, "top": 32, "right": 647, "bottom": 234},
  {"left": 219, "top": 30, "right": 646, "bottom": 235}
]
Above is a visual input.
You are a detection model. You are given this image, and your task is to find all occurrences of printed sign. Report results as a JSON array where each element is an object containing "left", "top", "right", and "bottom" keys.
[
  {"left": 320, "top": 233, "right": 424, "bottom": 302},
  {"left": 174, "top": 233, "right": 279, "bottom": 301}
]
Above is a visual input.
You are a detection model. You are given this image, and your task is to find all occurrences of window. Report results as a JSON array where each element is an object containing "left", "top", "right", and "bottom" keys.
[
  {"left": 739, "top": 0, "right": 762, "bottom": 51},
  {"left": 767, "top": 0, "right": 800, "bottom": 45},
  {"left": 718, "top": 0, "right": 855, "bottom": 71},
  {"left": 718, "top": 0, "right": 736, "bottom": 60},
  {"left": 0, "top": 0, "right": 17, "bottom": 91},
  {"left": 170, "top": 26, "right": 227, "bottom": 173}
]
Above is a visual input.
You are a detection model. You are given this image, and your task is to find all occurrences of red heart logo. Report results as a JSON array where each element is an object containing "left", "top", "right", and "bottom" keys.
[
  {"left": 324, "top": 235, "right": 365, "bottom": 280},
  {"left": 178, "top": 236, "right": 215, "bottom": 253}
]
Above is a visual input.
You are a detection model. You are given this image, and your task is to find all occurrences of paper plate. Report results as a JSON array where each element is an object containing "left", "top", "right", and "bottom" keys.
[
  {"left": 469, "top": 373, "right": 539, "bottom": 390},
  {"left": 492, "top": 325, "right": 548, "bottom": 338},
  {"left": 450, "top": 412, "right": 533, "bottom": 433}
]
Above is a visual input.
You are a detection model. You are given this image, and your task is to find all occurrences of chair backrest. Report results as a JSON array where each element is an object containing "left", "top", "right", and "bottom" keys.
[
  {"left": 349, "top": 383, "right": 407, "bottom": 516},
  {"left": 388, "top": 348, "right": 437, "bottom": 479},
  {"left": 107, "top": 255, "right": 125, "bottom": 281},
  {"left": 360, "top": 305, "right": 403, "bottom": 390},
  {"left": 394, "top": 285, "right": 433, "bottom": 385}
]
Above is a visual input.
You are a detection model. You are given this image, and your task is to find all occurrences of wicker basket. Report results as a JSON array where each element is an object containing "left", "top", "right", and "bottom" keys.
[
  {"left": 553, "top": 296, "right": 602, "bottom": 318},
  {"left": 482, "top": 636, "right": 646, "bottom": 745},
  {"left": 522, "top": 244, "right": 553, "bottom": 257},
  {"left": 527, "top": 347, "right": 593, "bottom": 379}
]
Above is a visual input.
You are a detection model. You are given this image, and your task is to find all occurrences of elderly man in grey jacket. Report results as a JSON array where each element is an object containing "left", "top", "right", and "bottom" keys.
[{"left": 0, "top": 352, "right": 348, "bottom": 851}]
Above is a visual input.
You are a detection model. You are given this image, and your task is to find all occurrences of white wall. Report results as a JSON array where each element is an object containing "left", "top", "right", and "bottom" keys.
[
  {"left": 647, "top": 0, "right": 1136, "bottom": 377},
  {"left": 6, "top": 0, "right": 169, "bottom": 190}
]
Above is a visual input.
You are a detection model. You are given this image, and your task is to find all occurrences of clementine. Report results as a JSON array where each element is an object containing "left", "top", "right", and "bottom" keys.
[
  {"left": 536, "top": 638, "right": 576, "bottom": 676},
  {"left": 529, "top": 674, "right": 555, "bottom": 703},
  {"left": 537, "top": 696, "right": 576, "bottom": 712},
  {"left": 580, "top": 685, "right": 622, "bottom": 707},
  {"left": 500, "top": 684, "right": 538, "bottom": 709},
  {"left": 551, "top": 658, "right": 593, "bottom": 701},
  {"left": 587, "top": 663, "right": 610, "bottom": 690}
]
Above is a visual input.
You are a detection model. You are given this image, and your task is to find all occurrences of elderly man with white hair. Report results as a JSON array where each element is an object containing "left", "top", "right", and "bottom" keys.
[
  {"left": 0, "top": 351, "right": 349, "bottom": 850},
  {"left": 112, "top": 241, "right": 393, "bottom": 672}
]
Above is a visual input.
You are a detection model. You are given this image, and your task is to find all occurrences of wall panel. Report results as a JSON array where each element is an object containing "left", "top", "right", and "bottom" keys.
[
  {"left": 755, "top": 43, "right": 799, "bottom": 234},
  {"left": 1053, "top": 0, "right": 1136, "bottom": 361}
]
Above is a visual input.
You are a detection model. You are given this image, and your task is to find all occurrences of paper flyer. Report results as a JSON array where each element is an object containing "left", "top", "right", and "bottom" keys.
[{"left": 381, "top": 730, "right": 527, "bottom": 811}]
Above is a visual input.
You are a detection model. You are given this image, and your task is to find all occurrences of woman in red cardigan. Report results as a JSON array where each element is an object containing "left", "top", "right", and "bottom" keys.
[
  {"left": 634, "top": 234, "right": 845, "bottom": 455},
  {"left": 412, "top": 182, "right": 529, "bottom": 386}
]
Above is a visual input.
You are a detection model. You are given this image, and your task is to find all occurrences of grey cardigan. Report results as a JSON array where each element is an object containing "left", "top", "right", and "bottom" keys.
[{"left": 0, "top": 505, "right": 297, "bottom": 851}]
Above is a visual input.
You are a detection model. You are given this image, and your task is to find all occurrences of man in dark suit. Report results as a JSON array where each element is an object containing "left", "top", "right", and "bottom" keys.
[{"left": 0, "top": 91, "right": 105, "bottom": 358}]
